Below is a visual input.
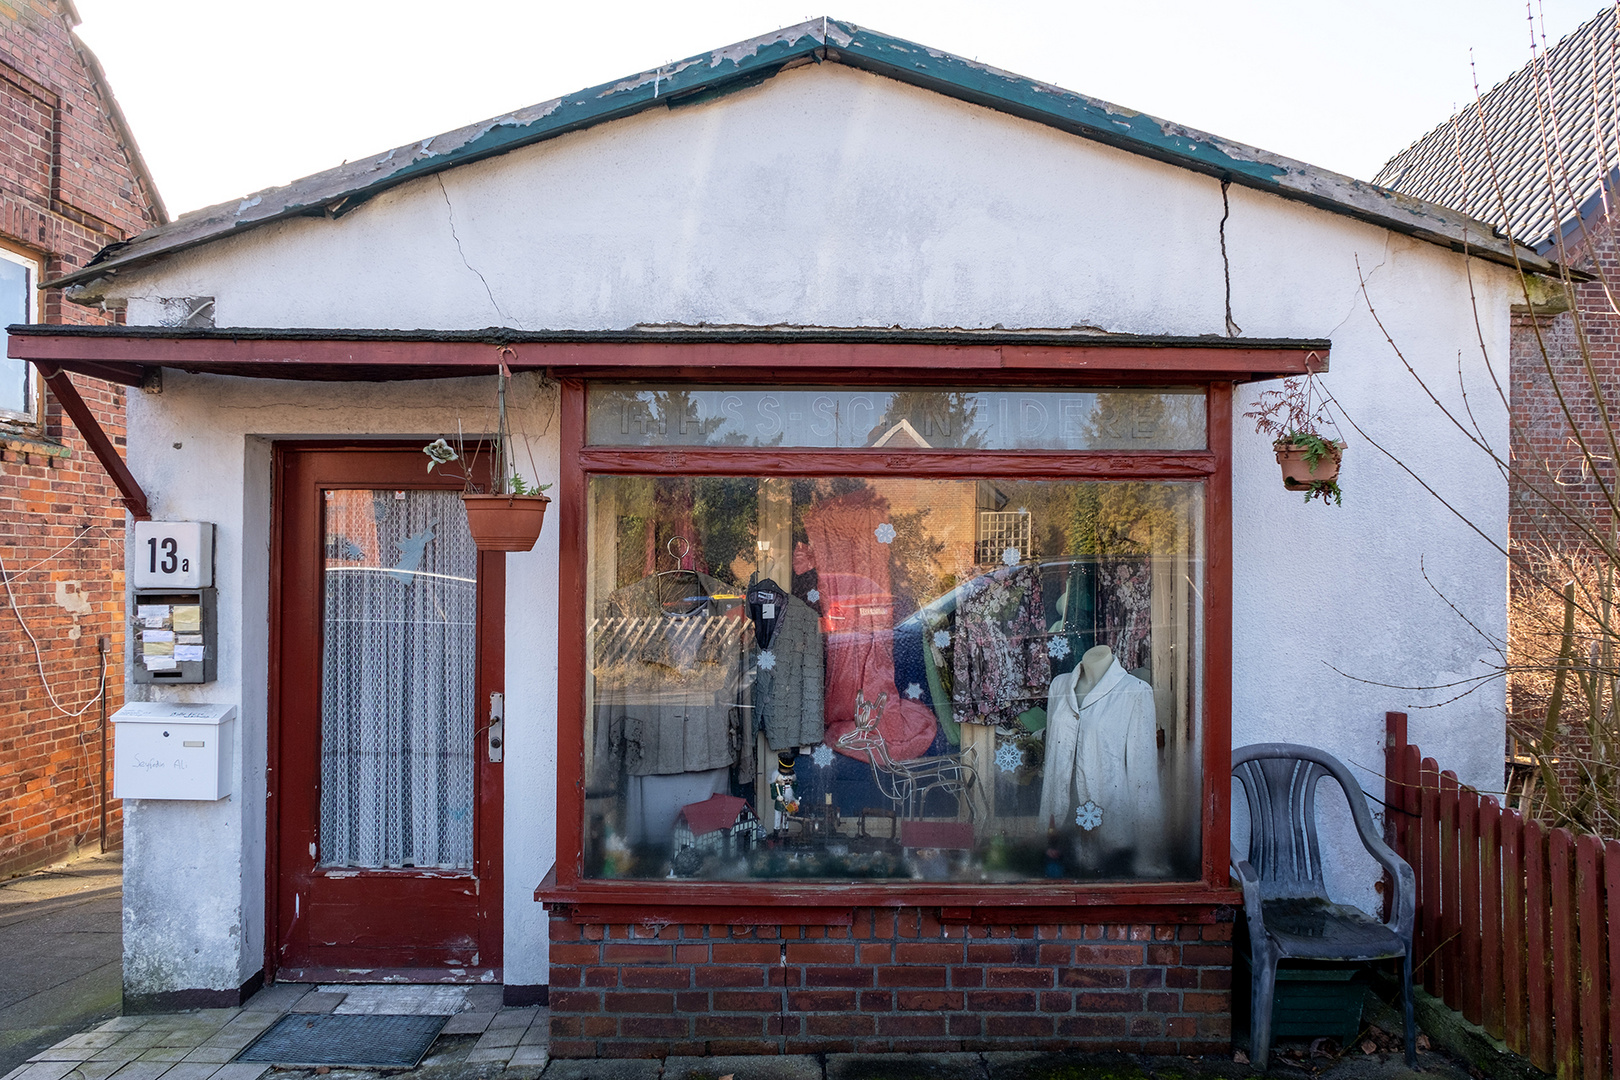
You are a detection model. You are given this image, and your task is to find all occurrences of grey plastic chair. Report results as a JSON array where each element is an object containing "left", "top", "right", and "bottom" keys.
[{"left": 1231, "top": 743, "right": 1416, "bottom": 1070}]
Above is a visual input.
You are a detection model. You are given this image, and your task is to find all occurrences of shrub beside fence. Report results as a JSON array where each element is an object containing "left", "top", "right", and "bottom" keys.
[{"left": 1384, "top": 711, "right": 1617, "bottom": 1080}]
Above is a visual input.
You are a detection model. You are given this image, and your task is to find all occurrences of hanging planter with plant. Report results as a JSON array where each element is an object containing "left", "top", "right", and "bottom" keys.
[
  {"left": 1244, "top": 369, "right": 1345, "bottom": 506},
  {"left": 424, "top": 354, "right": 553, "bottom": 552}
]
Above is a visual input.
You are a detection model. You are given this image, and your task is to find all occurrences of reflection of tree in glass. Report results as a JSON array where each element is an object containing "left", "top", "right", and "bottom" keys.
[
  {"left": 649, "top": 389, "right": 727, "bottom": 444},
  {"left": 869, "top": 392, "right": 987, "bottom": 449},
  {"left": 609, "top": 476, "right": 657, "bottom": 586},
  {"left": 996, "top": 481, "right": 1190, "bottom": 559},
  {"left": 1079, "top": 391, "right": 1198, "bottom": 449},
  {"left": 692, "top": 477, "right": 758, "bottom": 588},
  {"left": 887, "top": 508, "right": 947, "bottom": 620},
  {"left": 589, "top": 386, "right": 653, "bottom": 442}
]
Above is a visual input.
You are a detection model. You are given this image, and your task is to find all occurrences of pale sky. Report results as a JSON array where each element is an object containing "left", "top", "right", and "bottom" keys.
[{"left": 73, "top": 1, "right": 1605, "bottom": 220}]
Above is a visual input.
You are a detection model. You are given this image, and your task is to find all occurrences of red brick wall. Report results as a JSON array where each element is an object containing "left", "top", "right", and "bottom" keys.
[
  {"left": 0, "top": 0, "right": 162, "bottom": 878},
  {"left": 1507, "top": 222, "right": 1620, "bottom": 563},
  {"left": 546, "top": 906, "right": 1234, "bottom": 1058}
]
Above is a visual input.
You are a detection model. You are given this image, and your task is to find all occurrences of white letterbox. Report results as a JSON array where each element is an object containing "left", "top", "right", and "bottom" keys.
[{"left": 112, "top": 702, "right": 236, "bottom": 800}]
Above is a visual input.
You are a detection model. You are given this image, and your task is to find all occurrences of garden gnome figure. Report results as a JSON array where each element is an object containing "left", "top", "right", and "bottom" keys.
[{"left": 770, "top": 751, "right": 800, "bottom": 832}]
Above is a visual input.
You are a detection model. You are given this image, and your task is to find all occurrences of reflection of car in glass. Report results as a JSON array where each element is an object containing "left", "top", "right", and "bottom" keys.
[{"left": 813, "top": 572, "right": 895, "bottom": 629}]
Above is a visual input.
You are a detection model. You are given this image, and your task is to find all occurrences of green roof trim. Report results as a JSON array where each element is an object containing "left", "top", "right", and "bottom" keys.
[{"left": 50, "top": 17, "right": 1554, "bottom": 294}]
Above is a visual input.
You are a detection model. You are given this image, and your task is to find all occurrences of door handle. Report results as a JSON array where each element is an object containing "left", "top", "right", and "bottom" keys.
[{"left": 488, "top": 692, "right": 504, "bottom": 763}]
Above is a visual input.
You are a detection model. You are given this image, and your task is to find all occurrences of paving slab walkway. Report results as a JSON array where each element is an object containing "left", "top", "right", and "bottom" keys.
[{"left": 3, "top": 984, "right": 548, "bottom": 1080}]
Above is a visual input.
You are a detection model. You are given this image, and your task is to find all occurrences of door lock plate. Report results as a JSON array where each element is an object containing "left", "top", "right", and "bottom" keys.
[{"left": 488, "top": 692, "right": 504, "bottom": 763}]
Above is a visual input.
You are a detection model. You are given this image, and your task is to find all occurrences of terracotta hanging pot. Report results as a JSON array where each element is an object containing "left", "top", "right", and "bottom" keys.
[
  {"left": 1274, "top": 438, "right": 1344, "bottom": 490},
  {"left": 462, "top": 492, "right": 550, "bottom": 552}
]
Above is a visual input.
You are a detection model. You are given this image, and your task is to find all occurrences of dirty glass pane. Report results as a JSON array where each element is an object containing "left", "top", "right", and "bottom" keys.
[
  {"left": 582, "top": 474, "right": 1204, "bottom": 883},
  {"left": 0, "top": 256, "right": 32, "bottom": 419},
  {"left": 319, "top": 489, "right": 478, "bottom": 869},
  {"left": 585, "top": 385, "right": 1206, "bottom": 451}
]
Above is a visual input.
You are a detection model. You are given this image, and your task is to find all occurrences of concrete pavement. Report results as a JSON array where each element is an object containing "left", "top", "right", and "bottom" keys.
[{"left": 0, "top": 849, "right": 123, "bottom": 1076}]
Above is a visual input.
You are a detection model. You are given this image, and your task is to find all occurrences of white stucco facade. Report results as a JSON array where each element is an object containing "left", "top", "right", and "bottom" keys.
[{"left": 97, "top": 61, "right": 1516, "bottom": 998}]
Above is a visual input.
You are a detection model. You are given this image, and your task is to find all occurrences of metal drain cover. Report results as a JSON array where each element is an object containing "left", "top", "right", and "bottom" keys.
[{"left": 236, "top": 1013, "right": 448, "bottom": 1068}]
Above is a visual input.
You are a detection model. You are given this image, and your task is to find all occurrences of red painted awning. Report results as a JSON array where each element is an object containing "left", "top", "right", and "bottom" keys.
[{"left": 7, "top": 326, "right": 1329, "bottom": 386}]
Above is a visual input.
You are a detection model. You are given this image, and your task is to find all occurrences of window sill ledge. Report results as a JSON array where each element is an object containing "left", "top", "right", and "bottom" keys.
[
  {"left": 535, "top": 867, "right": 1239, "bottom": 924},
  {"left": 0, "top": 429, "right": 70, "bottom": 461}
]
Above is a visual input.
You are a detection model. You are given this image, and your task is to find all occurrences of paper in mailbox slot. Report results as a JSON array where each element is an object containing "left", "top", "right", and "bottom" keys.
[{"left": 132, "top": 589, "right": 215, "bottom": 685}]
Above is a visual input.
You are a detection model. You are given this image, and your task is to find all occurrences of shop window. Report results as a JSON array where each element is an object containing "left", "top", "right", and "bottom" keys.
[
  {"left": 579, "top": 384, "right": 1208, "bottom": 885},
  {"left": 0, "top": 245, "right": 37, "bottom": 428},
  {"left": 586, "top": 385, "right": 1206, "bottom": 451}
]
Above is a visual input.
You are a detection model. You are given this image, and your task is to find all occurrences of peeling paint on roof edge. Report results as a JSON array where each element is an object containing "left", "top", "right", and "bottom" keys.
[{"left": 49, "top": 16, "right": 1556, "bottom": 295}]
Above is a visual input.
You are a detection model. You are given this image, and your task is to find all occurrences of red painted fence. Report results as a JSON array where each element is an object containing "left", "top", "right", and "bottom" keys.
[{"left": 1384, "top": 711, "right": 1616, "bottom": 1080}]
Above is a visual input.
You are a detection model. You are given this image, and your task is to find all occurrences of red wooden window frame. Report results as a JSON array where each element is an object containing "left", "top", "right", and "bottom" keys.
[{"left": 542, "top": 372, "right": 1237, "bottom": 914}]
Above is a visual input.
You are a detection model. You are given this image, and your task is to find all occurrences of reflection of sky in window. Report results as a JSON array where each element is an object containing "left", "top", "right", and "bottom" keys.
[
  {"left": 0, "top": 257, "right": 29, "bottom": 416},
  {"left": 587, "top": 387, "right": 1206, "bottom": 451}
]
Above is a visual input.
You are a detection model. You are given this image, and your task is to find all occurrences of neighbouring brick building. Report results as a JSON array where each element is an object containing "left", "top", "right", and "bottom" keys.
[
  {"left": 0, "top": 0, "right": 165, "bottom": 877},
  {"left": 1375, "top": 5, "right": 1620, "bottom": 761}
]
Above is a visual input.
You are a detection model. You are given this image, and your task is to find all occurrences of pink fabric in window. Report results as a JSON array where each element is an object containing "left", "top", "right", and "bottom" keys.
[{"left": 803, "top": 489, "right": 938, "bottom": 762}]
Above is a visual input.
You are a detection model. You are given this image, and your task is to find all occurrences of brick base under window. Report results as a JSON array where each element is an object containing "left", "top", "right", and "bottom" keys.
[{"left": 545, "top": 906, "right": 1234, "bottom": 1058}]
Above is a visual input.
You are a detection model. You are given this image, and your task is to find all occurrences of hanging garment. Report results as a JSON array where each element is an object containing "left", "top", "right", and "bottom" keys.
[
  {"left": 591, "top": 571, "right": 749, "bottom": 778},
  {"left": 1039, "top": 657, "right": 1164, "bottom": 872},
  {"left": 952, "top": 563, "right": 1051, "bottom": 730},
  {"left": 803, "top": 490, "right": 938, "bottom": 762},
  {"left": 748, "top": 580, "right": 826, "bottom": 749},
  {"left": 1098, "top": 558, "right": 1152, "bottom": 671}
]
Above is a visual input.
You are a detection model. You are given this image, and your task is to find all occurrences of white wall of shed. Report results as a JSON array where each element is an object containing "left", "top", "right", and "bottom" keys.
[{"left": 104, "top": 60, "right": 1517, "bottom": 988}]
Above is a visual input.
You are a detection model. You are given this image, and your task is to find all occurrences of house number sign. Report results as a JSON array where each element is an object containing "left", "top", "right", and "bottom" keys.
[{"left": 132, "top": 521, "right": 215, "bottom": 589}]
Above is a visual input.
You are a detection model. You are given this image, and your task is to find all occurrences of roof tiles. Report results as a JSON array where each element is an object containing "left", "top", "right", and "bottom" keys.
[{"left": 1375, "top": 6, "right": 1620, "bottom": 254}]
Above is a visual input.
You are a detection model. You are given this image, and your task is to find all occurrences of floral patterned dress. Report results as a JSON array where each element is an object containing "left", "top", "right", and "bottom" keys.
[{"left": 950, "top": 564, "right": 1050, "bottom": 730}]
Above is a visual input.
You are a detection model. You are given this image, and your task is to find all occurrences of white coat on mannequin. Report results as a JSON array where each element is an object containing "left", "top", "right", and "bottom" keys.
[{"left": 1039, "top": 646, "right": 1165, "bottom": 874}]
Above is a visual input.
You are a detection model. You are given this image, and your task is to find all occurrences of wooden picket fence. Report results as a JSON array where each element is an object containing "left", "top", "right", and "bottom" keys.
[{"left": 1384, "top": 712, "right": 1618, "bottom": 1080}]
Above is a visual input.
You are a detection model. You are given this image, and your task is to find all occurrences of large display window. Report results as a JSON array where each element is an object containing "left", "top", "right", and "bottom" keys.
[{"left": 574, "top": 384, "right": 1212, "bottom": 887}]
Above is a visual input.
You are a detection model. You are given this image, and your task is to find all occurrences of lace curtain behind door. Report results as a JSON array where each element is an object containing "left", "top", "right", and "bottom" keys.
[{"left": 319, "top": 488, "right": 478, "bottom": 869}]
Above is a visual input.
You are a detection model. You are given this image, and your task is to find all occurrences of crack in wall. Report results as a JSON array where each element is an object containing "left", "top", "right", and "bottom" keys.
[
  {"left": 1220, "top": 177, "right": 1242, "bottom": 337},
  {"left": 437, "top": 176, "right": 508, "bottom": 324},
  {"left": 1325, "top": 233, "right": 1393, "bottom": 341}
]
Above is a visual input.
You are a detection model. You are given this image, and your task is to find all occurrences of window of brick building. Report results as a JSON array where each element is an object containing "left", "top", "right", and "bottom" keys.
[{"left": 0, "top": 245, "right": 40, "bottom": 429}]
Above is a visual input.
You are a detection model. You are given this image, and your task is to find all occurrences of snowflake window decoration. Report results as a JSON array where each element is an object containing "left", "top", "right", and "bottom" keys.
[
  {"left": 874, "top": 522, "right": 897, "bottom": 544},
  {"left": 1001, "top": 546, "right": 1022, "bottom": 567},
  {"left": 758, "top": 649, "right": 777, "bottom": 671},
  {"left": 811, "top": 744, "right": 834, "bottom": 769},
  {"left": 932, "top": 629, "right": 951, "bottom": 648},
  {"left": 1075, "top": 801, "right": 1104, "bottom": 832},
  {"left": 994, "top": 740, "right": 1023, "bottom": 774},
  {"left": 1047, "top": 637, "right": 1071, "bottom": 661},
  {"left": 806, "top": 588, "right": 820, "bottom": 604},
  {"left": 903, "top": 682, "right": 923, "bottom": 700}
]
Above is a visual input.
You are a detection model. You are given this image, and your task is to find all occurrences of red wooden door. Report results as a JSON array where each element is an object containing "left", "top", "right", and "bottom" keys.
[{"left": 271, "top": 445, "right": 503, "bottom": 982}]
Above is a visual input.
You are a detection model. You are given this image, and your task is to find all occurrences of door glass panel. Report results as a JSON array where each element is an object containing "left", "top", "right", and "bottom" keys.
[{"left": 319, "top": 489, "right": 478, "bottom": 869}]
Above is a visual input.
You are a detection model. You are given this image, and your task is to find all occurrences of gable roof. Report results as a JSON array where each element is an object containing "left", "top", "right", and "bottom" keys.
[
  {"left": 50, "top": 17, "right": 1552, "bottom": 295},
  {"left": 1374, "top": 6, "right": 1616, "bottom": 256}
]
